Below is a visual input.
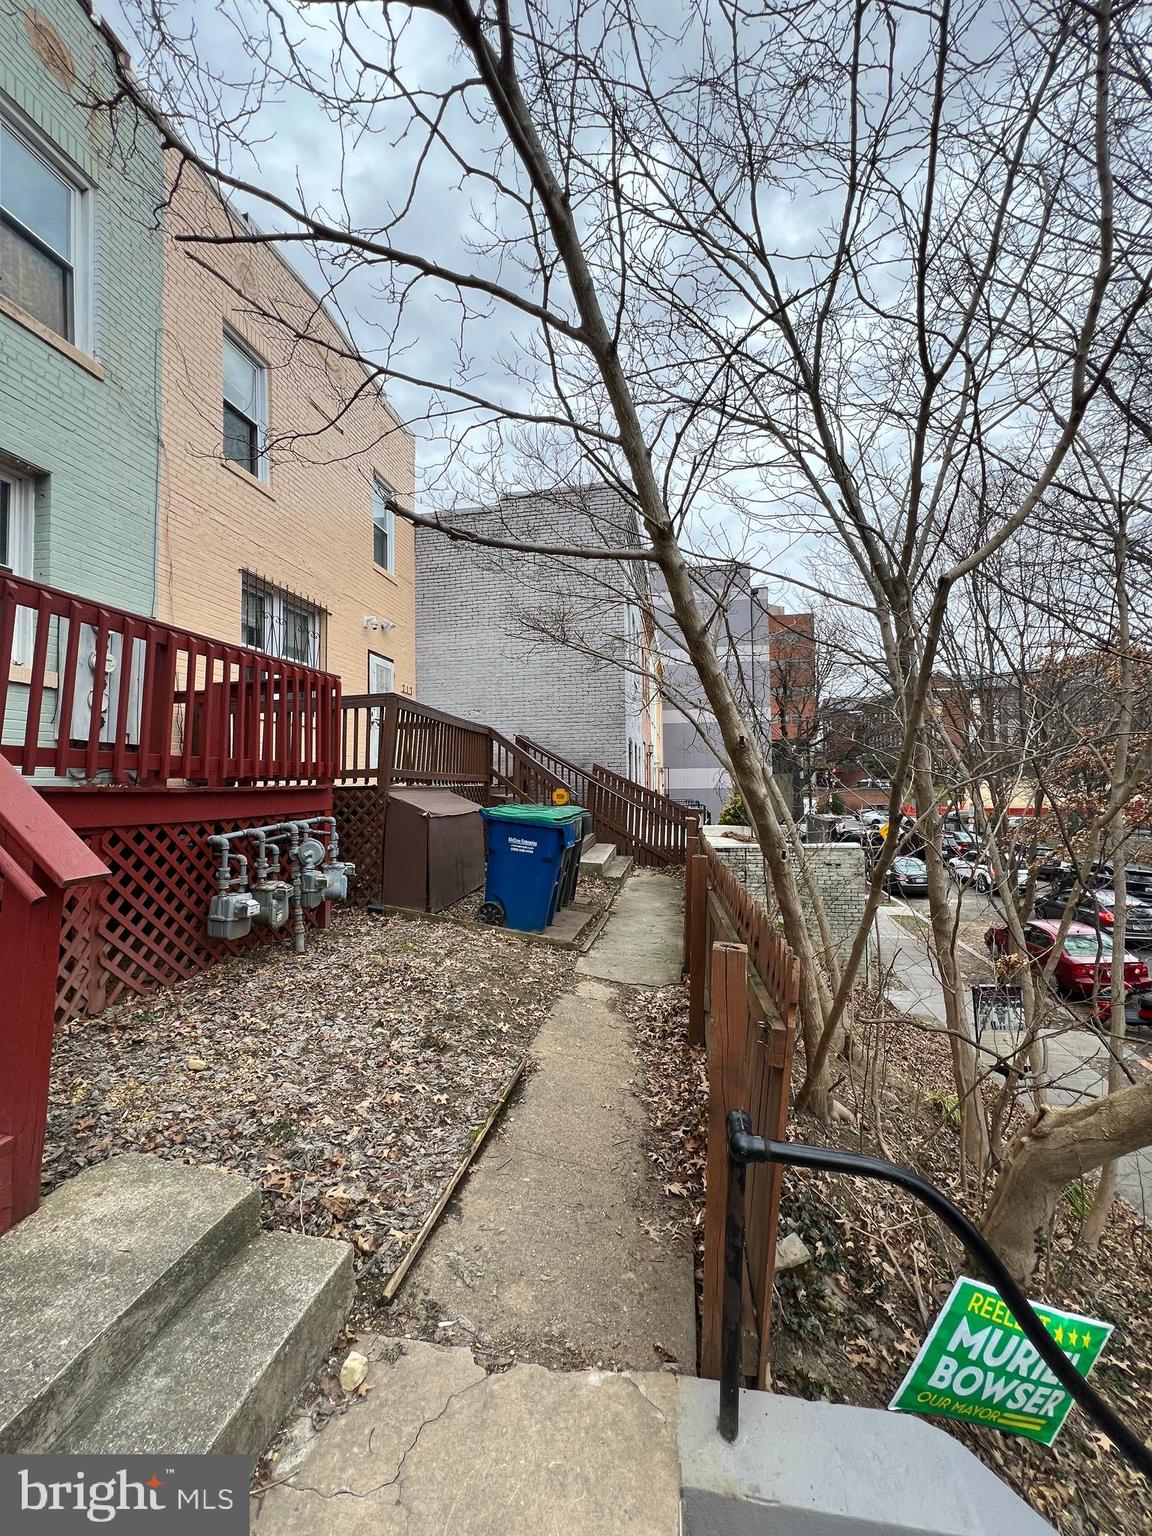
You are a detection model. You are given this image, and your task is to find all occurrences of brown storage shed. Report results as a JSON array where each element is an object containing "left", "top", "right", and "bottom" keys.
[{"left": 380, "top": 789, "right": 486, "bottom": 912}]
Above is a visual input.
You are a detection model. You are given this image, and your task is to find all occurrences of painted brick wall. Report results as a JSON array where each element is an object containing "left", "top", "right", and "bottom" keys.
[
  {"left": 158, "top": 159, "right": 416, "bottom": 694},
  {"left": 415, "top": 485, "right": 660, "bottom": 776},
  {"left": 702, "top": 828, "right": 866, "bottom": 959},
  {"left": 0, "top": 0, "right": 164, "bottom": 614}
]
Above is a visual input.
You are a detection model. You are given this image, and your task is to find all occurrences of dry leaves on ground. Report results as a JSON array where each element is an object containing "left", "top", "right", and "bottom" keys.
[
  {"left": 44, "top": 909, "right": 574, "bottom": 1286},
  {"left": 772, "top": 1002, "right": 1152, "bottom": 1536}
]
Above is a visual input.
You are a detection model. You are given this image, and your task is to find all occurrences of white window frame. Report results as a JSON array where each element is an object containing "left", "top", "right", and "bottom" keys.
[
  {"left": 372, "top": 474, "right": 395, "bottom": 575},
  {"left": 367, "top": 652, "right": 394, "bottom": 771},
  {"left": 0, "top": 101, "right": 93, "bottom": 353},
  {"left": 240, "top": 574, "right": 322, "bottom": 666},
  {"left": 0, "top": 468, "right": 34, "bottom": 665},
  {"left": 223, "top": 329, "right": 269, "bottom": 482},
  {"left": 368, "top": 650, "right": 395, "bottom": 693}
]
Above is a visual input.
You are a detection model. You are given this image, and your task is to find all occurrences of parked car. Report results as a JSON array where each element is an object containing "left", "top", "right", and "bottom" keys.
[
  {"left": 1047, "top": 861, "right": 1152, "bottom": 899},
  {"left": 1089, "top": 862, "right": 1152, "bottom": 899},
  {"left": 984, "top": 918, "right": 1150, "bottom": 998},
  {"left": 940, "top": 830, "right": 973, "bottom": 859},
  {"left": 948, "top": 857, "right": 1028, "bottom": 896},
  {"left": 885, "top": 856, "right": 929, "bottom": 897},
  {"left": 1125, "top": 986, "right": 1152, "bottom": 1028},
  {"left": 1033, "top": 888, "right": 1152, "bottom": 947},
  {"left": 832, "top": 818, "right": 882, "bottom": 846}
]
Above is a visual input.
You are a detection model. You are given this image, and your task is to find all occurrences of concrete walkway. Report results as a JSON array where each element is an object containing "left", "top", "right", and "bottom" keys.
[
  {"left": 254, "top": 870, "right": 695, "bottom": 1535},
  {"left": 255, "top": 1339, "right": 680, "bottom": 1536}
]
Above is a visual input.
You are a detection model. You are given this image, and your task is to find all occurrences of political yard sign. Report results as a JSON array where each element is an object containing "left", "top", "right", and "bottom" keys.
[{"left": 890, "top": 1276, "right": 1113, "bottom": 1446}]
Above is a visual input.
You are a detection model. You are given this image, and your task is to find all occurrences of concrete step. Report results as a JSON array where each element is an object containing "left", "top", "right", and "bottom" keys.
[
  {"left": 71, "top": 1229, "right": 354, "bottom": 1455},
  {"left": 579, "top": 841, "right": 619, "bottom": 878},
  {"left": 0, "top": 1154, "right": 259, "bottom": 1452},
  {"left": 605, "top": 854, "right": 634, "bottom": 882}
]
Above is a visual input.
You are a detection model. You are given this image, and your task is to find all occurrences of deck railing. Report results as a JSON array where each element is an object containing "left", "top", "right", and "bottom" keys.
[
  {"left": 0, "top": 574, "right": 340, "bottom": 787},
  {"left": 337, "top": 696, "right": 696, "bottom": 870}
]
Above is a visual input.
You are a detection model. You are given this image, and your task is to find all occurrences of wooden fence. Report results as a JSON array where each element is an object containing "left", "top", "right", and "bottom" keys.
[{"left": 684, "top": 829, "right": 800, "bottom": 1389}]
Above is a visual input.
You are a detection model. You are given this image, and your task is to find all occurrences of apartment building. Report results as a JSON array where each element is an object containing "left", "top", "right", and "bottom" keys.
[
  {"left": 0, "top": 0, "right": 164, "bottom": 639},
  {"left": 415, "top": 485, "right": 663, "bottom": 782},
  {"left": 656, "top": 565, "right": 816, "bottom": 821}
]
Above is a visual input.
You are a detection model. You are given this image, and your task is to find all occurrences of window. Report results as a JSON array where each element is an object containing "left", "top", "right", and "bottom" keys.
[
  {"left": 0, "top": 119, "right": 83, "bottom": 341},
  {"left": 240, "top": 572, "right": 325, "bottom": 666},
  {"left": 223, "top": 332, "right": 267, "bottom": 479},
  {"left": 368, "top": 651, "right": 394, "bottom": 694},
  {"left": 0, "top": 468, "right": 34, "bottom": 665},
  {"left": 0, "top": 470, "right": 32, "bottom": 578},
  {"left": 372, "top": 475, "right": 395, "bottom": 573}
]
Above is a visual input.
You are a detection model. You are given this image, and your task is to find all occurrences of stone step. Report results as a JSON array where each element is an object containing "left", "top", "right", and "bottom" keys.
[
  {"left": 0, "top": 1154, "right": 259, "bottom": 1453},
  {"left": 579, "top": 841, "right": 619, "bottom": 878},
  {"left": 70, "top": 1229, "right": 354, "bottom": 1455}
]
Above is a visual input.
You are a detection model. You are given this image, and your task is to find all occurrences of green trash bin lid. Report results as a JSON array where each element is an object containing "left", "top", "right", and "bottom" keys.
[{"left": 481, "top": 803, "right": 586, "bottom": 824}]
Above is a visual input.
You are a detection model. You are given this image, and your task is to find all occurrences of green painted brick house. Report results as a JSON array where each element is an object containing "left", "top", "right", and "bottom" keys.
[{"left": 0, "top": 0, "right": 164, "bottom": 630}]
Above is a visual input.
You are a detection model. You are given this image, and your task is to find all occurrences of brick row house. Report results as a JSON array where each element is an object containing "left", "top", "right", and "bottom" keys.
[
  {"left": 0, "top": 0, "right": 415, "bottom": 716},
  {"left": 0, "top": 0, "right": 416, "bottom": 1094}
]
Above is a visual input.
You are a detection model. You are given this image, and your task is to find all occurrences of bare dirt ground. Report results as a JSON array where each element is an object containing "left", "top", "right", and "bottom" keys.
[{"left": 43, "top": 909, "right": 574, "bottom": 1286}]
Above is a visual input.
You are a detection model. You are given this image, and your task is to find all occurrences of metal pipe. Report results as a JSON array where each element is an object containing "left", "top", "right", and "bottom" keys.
[
  {"left": 723, "top": 1111, "right": 1152, "bottom": 1479},
  {"left": 286, "top": 821, "right": 306, "bottom": 955},
  {"left": 207, "top": 834, "right": 231, "bottom": 893}
]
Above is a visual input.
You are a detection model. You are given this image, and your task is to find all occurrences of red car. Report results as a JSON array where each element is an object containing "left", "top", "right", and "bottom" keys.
[{"left": 985, "top": 918, "right": 1150, "bottom": 998}]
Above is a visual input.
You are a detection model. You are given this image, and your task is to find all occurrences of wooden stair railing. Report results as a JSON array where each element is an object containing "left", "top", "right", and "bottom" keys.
[
  {"left": 515, "top": 735, "right": 691, "bottom": 865},
  {"left": 0, "top": 757, "right": 109, "bottom": 1231}
]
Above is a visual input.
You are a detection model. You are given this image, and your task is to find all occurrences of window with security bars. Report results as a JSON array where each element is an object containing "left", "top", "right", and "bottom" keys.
[{"left": 240, "top": 572, "right": 326, "bottom": 666}]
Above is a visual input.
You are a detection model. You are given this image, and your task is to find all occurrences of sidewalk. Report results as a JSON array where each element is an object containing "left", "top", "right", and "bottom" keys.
[
  {"left": 877, "top": 905, "right": 1152, "bottom": 1220},
  {"left": 253, "top": 870, "right": 695, "bottom": 1535}
]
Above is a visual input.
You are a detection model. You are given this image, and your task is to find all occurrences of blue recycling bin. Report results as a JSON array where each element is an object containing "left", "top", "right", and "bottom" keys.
[{"left": 479, "top": 805, "right": 584, "bottom": 932}]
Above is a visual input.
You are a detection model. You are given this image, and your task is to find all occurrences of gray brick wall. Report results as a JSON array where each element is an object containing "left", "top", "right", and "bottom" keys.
[
  {"left": 415, "top": 485, "right": 650, "bottom": 774},
  {"left": 702, "top": 828, "right": 866, "bottom": 960}
]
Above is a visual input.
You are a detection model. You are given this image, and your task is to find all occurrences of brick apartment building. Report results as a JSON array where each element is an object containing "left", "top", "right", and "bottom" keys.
[
  {"left": 0, "top": 0, "right": 164, "bottom": 644},
  {"left": 656, "top": 563, "right": 816, "bottom": 821}
]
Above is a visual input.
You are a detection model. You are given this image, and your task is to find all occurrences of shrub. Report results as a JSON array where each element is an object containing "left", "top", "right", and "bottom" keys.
[{"left": 718, "top": 787, "right": 749, "bottom": 825}]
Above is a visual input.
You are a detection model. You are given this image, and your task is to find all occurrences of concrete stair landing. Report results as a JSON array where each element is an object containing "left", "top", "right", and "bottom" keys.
[
  {"left": 0, "top": 1154, "right": 352, "bottom": 1456},
  {"left": 580, "top": 841, "right": 634, "bottom": 882}
]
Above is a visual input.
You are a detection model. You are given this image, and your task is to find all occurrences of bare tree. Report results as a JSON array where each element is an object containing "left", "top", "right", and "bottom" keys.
[{"left": 97, "top": 0, "right": 1152, "bottom": 1261}]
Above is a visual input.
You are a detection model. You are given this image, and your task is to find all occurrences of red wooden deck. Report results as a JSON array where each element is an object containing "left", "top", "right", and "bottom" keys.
[{"left": 0, "top": 577, "right": 342, "bottom": 1229}]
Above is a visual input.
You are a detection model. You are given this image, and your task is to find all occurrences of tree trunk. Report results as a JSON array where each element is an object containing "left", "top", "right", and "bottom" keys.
[{"left": 980, "top": 1077, "right": 1152, "bottom": 1285}]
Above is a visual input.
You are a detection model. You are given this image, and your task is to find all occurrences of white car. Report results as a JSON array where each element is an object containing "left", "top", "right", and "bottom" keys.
[{"left": 947, "top": 856, "right": 1030, "bottom": 896}]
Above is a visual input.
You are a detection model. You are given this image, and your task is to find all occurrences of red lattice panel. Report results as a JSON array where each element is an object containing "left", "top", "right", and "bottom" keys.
[
  {"left": 333, "top": 785, "right": 386, "bottom": 903},
  {"left": 56, "top": 813, "right": 325, "bottom": 1026}
]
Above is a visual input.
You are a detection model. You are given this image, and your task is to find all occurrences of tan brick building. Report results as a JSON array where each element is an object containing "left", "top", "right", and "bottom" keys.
[{"left": 158, "top": 157, "right": 415, "bottom": 697}]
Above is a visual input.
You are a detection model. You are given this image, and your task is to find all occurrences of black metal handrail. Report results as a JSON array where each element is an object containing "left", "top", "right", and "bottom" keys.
[{"left": 723, "top": 1109, "right": 1152, "bottom": 1479}]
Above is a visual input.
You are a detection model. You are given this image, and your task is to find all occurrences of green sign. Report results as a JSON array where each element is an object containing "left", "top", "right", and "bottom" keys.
[{"left": 889, "top": 1276, "right": 1113, "bottom": 1446}]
